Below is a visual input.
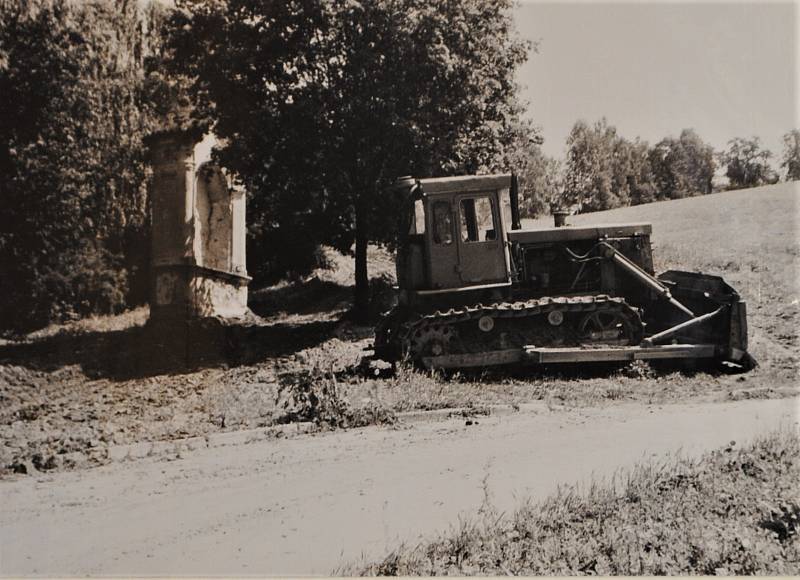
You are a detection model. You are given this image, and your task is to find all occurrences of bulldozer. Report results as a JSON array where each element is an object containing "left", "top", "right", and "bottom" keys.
[{"left": 372, "top": 174, "right": 754, "bottom": 371}]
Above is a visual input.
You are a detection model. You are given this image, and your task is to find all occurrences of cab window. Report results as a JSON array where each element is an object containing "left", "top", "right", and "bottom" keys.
[
  {"left": 432, "top": 201, "right": 453, "bottom": 245},
  {"left": 460, "top": 196, "right": 496, "bottom": 242}
]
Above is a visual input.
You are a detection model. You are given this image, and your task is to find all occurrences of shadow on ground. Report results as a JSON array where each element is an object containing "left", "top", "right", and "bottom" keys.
[
  {"left": 249, "top": 277, "right": 352, "bottom": 319},
  {"left": 0, "top": 275, "right": 395, "bottom": 382},
  {"left": 0, "top": 317, "right": 341, "bottom": 381}
]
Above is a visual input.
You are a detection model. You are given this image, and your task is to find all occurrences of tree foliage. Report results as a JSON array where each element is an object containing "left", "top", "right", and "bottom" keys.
[
  {"left": 0, "top": 0, "right": 164, "bottom": 331},
  {"left": 499, "top": 128, "right": 557, "bottom": 217},
  {"left": 166, "top": 0, "right": 533, "bottom": 314},
  {"left": 780, "top": 129, "right": 800, "bottom": 182},
  {"left": 563, "top": 119, "right": 618, "bottom": 211},
  {"left": 613, "top": 136, "right": 658, "bottom": 206},
  {"left": 562, "top": 121, "right": 721, "bottom": 212},
  {"left": 562, "top": 119, "right": 653, "bottom": 212},
  {"left": 521, "top": 149, "right": 563, "bottom": 217},
  {"left": 649, "top": 129, "right": 715, "bottom": 199},
  {"left": 721, "top": 137, "right": 776, "bottom": 189}
]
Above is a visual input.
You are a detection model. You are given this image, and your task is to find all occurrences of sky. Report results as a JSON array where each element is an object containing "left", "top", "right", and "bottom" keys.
[{"left": 513, "top": 1, "right": 798, "bottom": 159}]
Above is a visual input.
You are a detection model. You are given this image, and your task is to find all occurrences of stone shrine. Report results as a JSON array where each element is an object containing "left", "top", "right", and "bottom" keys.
[{"left": 147, "top": 130, "right": 249, "bottom": 323}]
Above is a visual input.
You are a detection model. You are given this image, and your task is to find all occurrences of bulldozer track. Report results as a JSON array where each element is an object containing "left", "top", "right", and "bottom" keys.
[{"left": 397, "top": 295, "right": 644, "bottom": 361}]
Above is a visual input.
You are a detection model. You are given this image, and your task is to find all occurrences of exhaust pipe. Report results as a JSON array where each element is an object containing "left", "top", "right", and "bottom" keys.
[
  {"left": 510, "top": 174, "right": 522, "bottom": 230},
  {"left": 552, "top": 209, "right": 570, "bottom": 227}
]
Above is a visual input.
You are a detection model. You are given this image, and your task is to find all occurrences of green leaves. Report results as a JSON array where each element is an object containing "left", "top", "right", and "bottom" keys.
[
  {"left": 563, "top": 118, "right": 630, "bottom": 212},
  {"left": 779, "top": 129, "right": 800, "bottom": 182},
  {"left": 168, "top": 0, "right": 533, "bottom": 292},
  {"left": 721, "top": 137, "right": 776, "bottom": 189},
  {"left": 650, "top": 129, "right": 716, "bottom": 199},
  {"left": 0, "top": 0, "right": 162, "bottom": 331},
  {"left": 563, "top": 121, "right": 717, "bottom": 212}
]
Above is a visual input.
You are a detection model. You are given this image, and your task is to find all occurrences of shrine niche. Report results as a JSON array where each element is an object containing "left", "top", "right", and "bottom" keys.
[{"left": 147, "top": 130, "right": 249, "bottom": 322}]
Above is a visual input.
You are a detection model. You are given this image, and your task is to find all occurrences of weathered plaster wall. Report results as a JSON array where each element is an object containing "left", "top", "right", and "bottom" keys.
[
  {"left": 148, "top": 131, "right": 250, "bottom": 322},
  {"left": 152, "top": 267, "right": 249, "bottom": 320},
  {"left": 230, "top": 188, "right": 247, "bottom": 275},
  {"left": 189, "top": 274, "right": 249, "bottom": 318},
  {"left": 195, "top": 164, "right": 233, "bottom": 272},
  {"left": 150, "top": 135, "right": 196, "bottom": 266}
]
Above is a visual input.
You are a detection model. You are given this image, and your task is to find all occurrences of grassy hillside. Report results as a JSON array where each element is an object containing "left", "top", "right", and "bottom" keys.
[{"left": 523, "top": 181, "right": 797, "bottom": 281}]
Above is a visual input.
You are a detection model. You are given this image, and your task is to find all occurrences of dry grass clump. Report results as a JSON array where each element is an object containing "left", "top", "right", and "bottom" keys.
[
  {"left": 348, "top": 359, "right": 796, "bottom": 414},
  {"left": 364, "top": 364, "right": 484, "bottom": 412},
  {"left": 356, "top": 429, "right": 800, "bottom": 576},
  {"left": 346, "top": 362, "right": 546, "bottom": 412},
  {"left": 276, "top": 365, "right": 397, "bottom": 429}
]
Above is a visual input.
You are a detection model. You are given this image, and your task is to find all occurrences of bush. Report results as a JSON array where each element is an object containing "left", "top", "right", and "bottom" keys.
[
  {"left": 0, "top": 1, "right": 163, "bottom": 333},
  {"left": 39, "top": 242, "right": 130, "bottom": 325},
  {"left": 368, "top": 273, "right": 398, "bottom": 318},
  {"left": 2, "top": 241, "right": 130, "bottom": 332},
  {"left": 275, "top": 366, "right": 396, "bottom": 429}
]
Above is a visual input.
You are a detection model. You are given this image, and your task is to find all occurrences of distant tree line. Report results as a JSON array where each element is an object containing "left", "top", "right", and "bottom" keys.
[
  {"left": 520, "top": 121, "right": 799, "bottom": 216},
  {"left": 1, "top": 0, "right": 798, "bottom": 332}
]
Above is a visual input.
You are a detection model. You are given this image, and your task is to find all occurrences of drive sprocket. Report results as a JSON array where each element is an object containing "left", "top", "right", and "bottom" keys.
[
  {"left": 577, "top": 304, "right": 643, "bottom": 346},
  {"left": 407, "top": 324, "right": 457, "bottom": 359}
]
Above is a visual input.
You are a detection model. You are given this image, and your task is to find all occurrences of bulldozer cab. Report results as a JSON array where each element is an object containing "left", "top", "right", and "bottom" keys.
[{"left": 397, "top": 174, "right": 513, "bottom": 294}]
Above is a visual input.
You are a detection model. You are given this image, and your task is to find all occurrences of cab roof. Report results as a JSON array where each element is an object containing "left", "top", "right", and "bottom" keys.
[
  {"left": 508, "top": 223, "right": 652, "bottom": 243},
  {"left": 418, "top": 174, "right": 511, "bottom": 194}
]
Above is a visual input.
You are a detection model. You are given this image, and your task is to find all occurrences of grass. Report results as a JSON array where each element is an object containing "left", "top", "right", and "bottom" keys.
[
  {"left": 341, "top": 358, "right": 796, "bottom": 417},
  {"left": 351, "top": 428, "right": 800, "bottom": 576},
  {"left": 3, "top": 306, "right": 150, "bottom": 344},
  {"left": 274, "top": 364, "right": 397, "bottom": 429}
]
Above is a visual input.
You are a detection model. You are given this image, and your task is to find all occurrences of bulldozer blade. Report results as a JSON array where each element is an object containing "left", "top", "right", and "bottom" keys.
[{"left": 421, "top": 344, "right": 719, "bottom": 369}]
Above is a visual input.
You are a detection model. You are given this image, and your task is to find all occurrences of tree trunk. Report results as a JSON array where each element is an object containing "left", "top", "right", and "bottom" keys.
[{"left": 353, "top": 200, "right": 370, "bottom": 321}]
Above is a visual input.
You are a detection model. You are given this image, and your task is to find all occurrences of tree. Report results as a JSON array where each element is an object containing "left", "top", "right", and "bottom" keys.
[
  {"left": 167, "top": 0, "right": 532, "bottom": 316},
  {"left": 608, "top": 136, "right": 659, "bottom": 207},
  {"left": 521, "top": 150, "right": 563, "bottom": 217},
  {"left": 721, "top": 137, "right": 775, "bottom": 189},
  {"left": 649, "top": 129, "right": 715, "bottom": 199},
  {"left": 780, "top": 129, "right": 800, "bottom": 181},
  {"left": 0, "top": 0, "right": 165, "bottom": 332},
  {"left": 498, "top": 128, "right": 557, "bottom": 218},
  {"left": 624, "top": 139, "right": 658, "bottom": 206},
  {"left": 562, "top": 118, "right": 630, "bottom": 212},
  {"left": 561, "top": 119, "right": 664, "bottom": 211}
]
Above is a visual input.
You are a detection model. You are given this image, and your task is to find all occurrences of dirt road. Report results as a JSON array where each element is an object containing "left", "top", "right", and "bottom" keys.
[{"left": 1, "top": 398, "right": 797, "bottom": 576}]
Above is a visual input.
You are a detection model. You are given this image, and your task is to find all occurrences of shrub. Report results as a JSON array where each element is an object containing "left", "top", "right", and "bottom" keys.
[
  {"left": 275, "top": 366, "right": 396, "bottom": 429},
  {"left": 0, "top": 0, "right": 162, "bottom": 333}
]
